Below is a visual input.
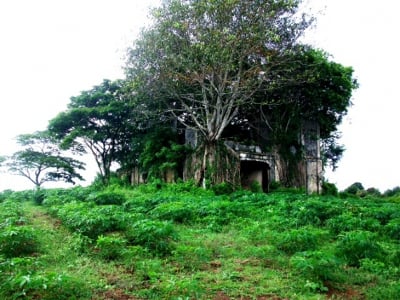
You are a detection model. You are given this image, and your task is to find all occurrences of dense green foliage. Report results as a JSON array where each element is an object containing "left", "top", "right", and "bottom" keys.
[
  {"left": 125, "top": 0, "right": 357, "bottom": 186},
  {"left": 1, "top": 184, "right": 400, "bottom": 299}
]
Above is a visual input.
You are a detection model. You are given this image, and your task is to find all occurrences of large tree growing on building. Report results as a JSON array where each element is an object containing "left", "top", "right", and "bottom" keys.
[
  {"left": 244, "top": 48, "right": 358, "bottom": 186},
  {"left": 48, "top": 79, "right": 140, "bottom": 185},
  {"left": 2, "top": 131, "right": 85, "bottom": 189},
  {"left": 126, "top": 0, "right": 313, "bottom": 187}
]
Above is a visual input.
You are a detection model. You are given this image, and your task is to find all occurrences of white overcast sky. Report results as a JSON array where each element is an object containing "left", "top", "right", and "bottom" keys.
[{"left": 0, "top": 0, "right": 398, "bottom": 192}]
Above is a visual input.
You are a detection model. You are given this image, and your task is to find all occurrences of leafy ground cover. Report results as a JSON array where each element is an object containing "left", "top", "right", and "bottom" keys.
[{"left": 1, "top": 183, "right": 400, "bottom": 299}]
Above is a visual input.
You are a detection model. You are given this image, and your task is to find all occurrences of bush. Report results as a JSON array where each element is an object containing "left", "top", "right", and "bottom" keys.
[
  {"left": 0, "top": 201, "right": 26, "bottom": 228},
  {"left": 365, "top": 283, "right": 400, "bottom": 300},
  {"left": 89, "top": 191, "right": 126, "bottom": 205},
  {"left": 0, "top": 226, "right": 39, "bottom": 257},
  {"left": 250, "top": 180, "right": 263, "bottom": 193},
  {"left": 33, "top": 189, "right": 45, "bottom": 205},
  {"left": 126, "top": 219, "right": 178, "bottom": 256},
  {"left": 0, "top": 200, "right": 24, "bottom": 219},
  {"left": 0, "top": 189, "right": 14, "bottom": 202},
  {"left": 384, "top": 218, "right": 400, "bottom": 240},
  {"left": 95, "top": 234, "right": 127, "bottom": 260},
  {"left": 291, "top": 198, "right": 341, "bottom": 226},
  {"left": 291, "top": 250, "right": 343, "bottom": 288},
  {"left": 212, "top": 182, "right": 235, "bottom": 195},
  {"left": 56, "top": 202, "right": 127, "bottom": 239},
  {"left": 150, "top": 201, "right": 195, "bottom": 223},
  {"left": 344, "top": 182, "right": 365, "bottom": 195},
  {"left": 322, "top": 181, "right": 338, "bottom": 196},
  {"left": 335, "top": 231, "right": 385, "bottom": 267},
  {"left": 364, "top": 204, "right": 400, "bottom": 225},
  {"left": 327, "top": 213, "right": 381, "bottom": 235},
  {"left": 383, "top": 186, "right": 400, "bottom": 197},
  {"left": 274, "top": 227, "right": 328, "bottom": 255},
  {"left": 1, "top": 272, "right": 91, "bottom": 300}
]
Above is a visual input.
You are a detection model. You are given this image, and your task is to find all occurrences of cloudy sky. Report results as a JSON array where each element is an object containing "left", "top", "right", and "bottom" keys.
[{"left": 0, "top": 0, "right": 398, "bottom": 192}]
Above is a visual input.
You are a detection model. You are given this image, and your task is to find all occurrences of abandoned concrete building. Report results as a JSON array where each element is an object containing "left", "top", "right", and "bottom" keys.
[
  {"left": 129, "top": 120, "right": 323, "bottom": 194},
  {"left": 183, "top": 120, "right": 322, "bottom": 194}
]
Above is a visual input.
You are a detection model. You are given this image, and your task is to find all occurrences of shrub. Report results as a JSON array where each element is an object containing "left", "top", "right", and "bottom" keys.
[
  {"left": 0, "top": 200, "right": 24, "bottom": 219},
  {"left": 126, "top": 219, "right": 178, "bottom": 256},
  {"left": 250, "top": 180, "right": 263, "bottom": 193},
  {"left": 150, "top": 201, "right": 195, "bottom": 223},
  {"left": 212, "top": 182, "right": 235, "bottom": 195},
  {"left": 89, "top": 191, "right": 126, "bottom": 205},
  {"left": 344, "top": 182, "right": 365, "bottom": 195},
  {"left": 335, "top": 231, "right": 385, "bottom": 267},
  {"left": 322, "top": 181, "right": 338, "bottom": 196},
  {"left": 0, "top": 226, "right": 39, "bottom": 257},
  {"left": 32, "top": 189, "right": 45, "bottom": 205},
  {"left": 274, "top": 227, "right": 328, "bottom": 255},
  {"left": 365, "top": 187, "right": 381, "bottom": 197},
  {"left": 0, "top": 189, "right": 14, "bottom": 202},
  {"left": 365, "top": 283, "right": 400, "bottom": 300},
  {"left": 364, "top": 204, "right": 400, "bottom": 225},
  {"left": 95, "top": 234, "right": 127, "bottom": 260},
  {"left": 384, "top": 218, "right": 400, "bottom": 240},
  {"left": 327, "top": 213, "right": 381, "bottom": 235},
  {"left": 383, "top": 186, "right": 400, "bottom": 197},
  {"left": 68, "top": 232, "right": 93, "bottom": 254},
  {"left": 56, "top": 202, "right": 127, "bottom": 239},
  {"left": 268, "top": 181, "right": 282, "bottom": 191},
  {"left": 0, "top": 201, "right": 26, "bottom": 228},
  {"left": 291, "top": 250, "right": 343, "bottom": 288},
  {"left": 291, "top": 198, "right": 341, "bottom": 226},
  {"left": 1, "top": 272, "right": 91, "bottom": 300}
]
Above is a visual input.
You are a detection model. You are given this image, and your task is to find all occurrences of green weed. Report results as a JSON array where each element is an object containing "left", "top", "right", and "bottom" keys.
[
  {"left": 95, "top": 234, "right": 127, "bottom": 260},
  {"left": 335, "top": 230, "right": 386, "bottom": 267},
  {"left": 126, "top": 219, "right": 179, "bottom": 256},
  {"left": 0, "top": 226, "right": 39, "bottom": 258}
]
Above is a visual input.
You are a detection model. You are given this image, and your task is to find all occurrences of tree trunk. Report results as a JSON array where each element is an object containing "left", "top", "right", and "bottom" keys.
[
  {"left": 184, "top": 141, "right": 240, "bottom": 188},
  {"left": 273, "top": 147, "right": 306, "bottom": 189}
]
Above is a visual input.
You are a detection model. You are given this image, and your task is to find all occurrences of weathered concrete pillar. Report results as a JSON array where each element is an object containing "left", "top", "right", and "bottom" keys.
[{"left": 302, "top": 121, "right": 322, "bottom": 194}]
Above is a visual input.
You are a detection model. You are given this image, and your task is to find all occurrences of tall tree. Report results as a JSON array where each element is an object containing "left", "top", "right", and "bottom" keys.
[
  {"left": 126, "top": 0, "right": 313, "bottom": 186},
  {"left": 3, "top": 131, "right": 85, "bottom": 189},
  {"left": 222, "top": 48, "right": 357, "bottom": 186},
  {"left": 258, "top": 48, "right": 357, "bottom": 184},
  {"left": 48, "top": 79, "right": 139, "bottom": 185}
]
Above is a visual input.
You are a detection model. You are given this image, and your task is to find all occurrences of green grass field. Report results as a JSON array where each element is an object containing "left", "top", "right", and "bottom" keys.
[{"left": 1, "top": 183, "right": 400, "bottom": 299}]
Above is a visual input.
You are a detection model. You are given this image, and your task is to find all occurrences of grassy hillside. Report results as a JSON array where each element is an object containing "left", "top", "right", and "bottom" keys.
[{"left": 1, "top": 183, "right": 400, "bottom": 299}]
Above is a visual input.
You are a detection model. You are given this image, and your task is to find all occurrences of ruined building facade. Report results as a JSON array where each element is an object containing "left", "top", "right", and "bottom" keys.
[
  {"left": 128, "top": 120, "right": 323, "bottom": 194},
  {"left": 183, "top": 120, "right": 323, "bottom": 194}
]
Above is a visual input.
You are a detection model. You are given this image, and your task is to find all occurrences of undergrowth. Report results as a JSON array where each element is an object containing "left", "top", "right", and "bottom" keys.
[{"left": 0, "top": 183, "right": 399, "bottom": 299}]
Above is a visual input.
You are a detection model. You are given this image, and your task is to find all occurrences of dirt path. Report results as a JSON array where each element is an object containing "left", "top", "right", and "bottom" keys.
[{"left": 22, "top": 202, "right": 139, "bottom": 300}]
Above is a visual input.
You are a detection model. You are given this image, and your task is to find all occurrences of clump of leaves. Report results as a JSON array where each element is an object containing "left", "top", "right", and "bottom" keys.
[
  {"left": 150, "top": 201, "right": 195, "bottom": 223},
  {"left": 95, "top": 234, "right": 127, "bottom": 260},
  {"left": 327, "top": 213, "right": 381, "bottom": 235},
  {"left": 291, "top": 250, "right": 343, "bottom": 291},
  {"left": 1, "top": 272, "right": 91, "bottom": 300},
  {"left": 126, "top": 219, "right": 179, "bottom": 256},
  {"left": 274, "top": 227, "right": 328, "bottom": 255},
  {"left": 88, "top": 190, "right": 126, "bottom": 206},
  {"left": 291, "top": 198, "right": 341, "bottom": 226},
  {"left": 0, "top": 226, "right": 39, "bottom": 258},
  {"left": 385, "top": 218, "right": 400, "bottom": 240},
  {"left": 212, "top": 182, "right": 235, "bottom": 195},
  {"left": 56, "top": 202, "right": 127, "bottom": 239},
  {"left": 335, "top": 230, "right": 385, "bottom": 267}
]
